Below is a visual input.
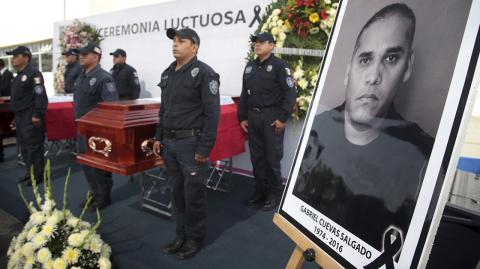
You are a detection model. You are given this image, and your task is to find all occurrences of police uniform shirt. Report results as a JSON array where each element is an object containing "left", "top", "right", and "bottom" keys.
[
  {"left": 64, "top": 61, "right": 82, "bottom": 93},
  {"left": 110, "top": 63, "right": 140, "bottom": 100},
  {"left": 73, "top": 64, "right": 119, "bottom": 119},
  {"left": 155, "top": 56, "right": 220, "bottom": 157},
  {"left": 0, "top": 68, "right": 13, "bottom": 96},
  {"left": 10, "top": 63, "right": 48, "bottom": 117},
  {"left": 238, "top": 54, "right": 297, "bottom": 122}
]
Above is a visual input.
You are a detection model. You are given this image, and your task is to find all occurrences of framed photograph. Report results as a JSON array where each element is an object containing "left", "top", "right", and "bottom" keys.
[{"left": 279, "top": 0, "right": 480, "bottom": 268}]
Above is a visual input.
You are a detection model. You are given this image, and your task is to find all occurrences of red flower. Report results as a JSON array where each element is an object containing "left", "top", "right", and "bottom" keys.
[
  {"left": 304, "top": 0, "right": 315, "bottom": 7},
  {"left": 299, "top": 30, "right": 308, "bottom": 38},
  {"left": 320, "top": 9, "right": 329, "bottom": 20},
  {"left": 294, "top": 17, "right": 302, "bottom": 28},
  {"left": 304, "top": 21, "right": 312, "bottom": 27},
  {"left": 296, "top": 0, "right": 304, "bottom": 7}
]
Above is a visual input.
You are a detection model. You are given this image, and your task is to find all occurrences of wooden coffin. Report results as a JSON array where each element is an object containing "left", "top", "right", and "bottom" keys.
[
  {"left": 76, "top": 100, "right": 163, "bottom": 175},
  {"left": 0, "top": 97, "right": 15, "bottom": 137}
]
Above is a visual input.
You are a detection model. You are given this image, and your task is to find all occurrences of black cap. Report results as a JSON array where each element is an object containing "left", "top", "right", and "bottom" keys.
[
  {"left": 109, "top": 49, "right": 126, "bottom": 57},
  {"left": 78, "top": 42, "right": 102, "bottom": 55},
  {"left": 251, "top": 32, "right": 275, "bottom": 43},
  {"left": 62, "top": 48, "right": 79, "bottom": 56},
  {"left": 166, "top": 28, "right": 200, "bottom": 45},
  {"left": 6, "top": 46, "right": 32, "bottom": 57}
]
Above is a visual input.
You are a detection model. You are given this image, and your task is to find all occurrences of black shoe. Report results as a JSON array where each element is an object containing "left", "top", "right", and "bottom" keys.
[
  {"left": 162, "top": 237, "right": 185, "bottom": 254},
  {"left": 261, "top": 197, "right": 278, "bottom": 211},
  {"left": 175, "top": 239, "right": 203, "bottom": 260},
  {"left": 91, "top": 196, "right": 112, "bottom": 212},
  {"left": 246, "top": 190, "right": 266, "bottom": 207}
]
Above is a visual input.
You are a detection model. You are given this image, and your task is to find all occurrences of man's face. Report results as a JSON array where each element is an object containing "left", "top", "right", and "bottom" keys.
[
  {"left": 345, "top": 14, "right": 414, "bottom": 126},
  {"left": 79, "top": 52, "right": 99, "bottom": 68},
  {"left": 112, "top": 55, "right": 125, "bottom": 65},
  {"left": 64, "top": 55, "right": 77, "bottom": 64},
  {"left": 255, "top": 41, "right": 274, "bottom": 58},
  {"left": 11, "top": 54, "right": 29, "bottom": 69},
  {"left": 172, "top": 36, "right": 197, "bottom": 60}
]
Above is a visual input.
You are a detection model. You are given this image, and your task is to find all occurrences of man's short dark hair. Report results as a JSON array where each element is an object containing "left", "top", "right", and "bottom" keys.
[
  {"left": 0, "top": 59, "right": 5, "bottom": 67},
  {"left": 353, "top": 3, "right": 416, "bottom": 54}
]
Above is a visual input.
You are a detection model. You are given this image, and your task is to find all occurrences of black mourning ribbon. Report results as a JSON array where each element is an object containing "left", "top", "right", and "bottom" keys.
[
  {"left": 249, "top": 5, "right": 262, "bottom": 27},
  {"left": 364, "top": 227, "right": 403, "bottom": 269}
]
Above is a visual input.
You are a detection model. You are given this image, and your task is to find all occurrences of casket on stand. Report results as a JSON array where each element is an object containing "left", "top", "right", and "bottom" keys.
[{"left": 76, "top": 100, "right": 163, "bottom": 175}]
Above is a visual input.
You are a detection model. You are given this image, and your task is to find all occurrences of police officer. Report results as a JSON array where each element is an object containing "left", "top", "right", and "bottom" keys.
[
  {"left": 153, "top": 28, "right": 220, "bottom": 260},
  {"left": 238, "top": 32, "right": 297, "bottom": 211},
  {"left": 74, "top": 42, "right": 119, "bottom": 211},
  {"left": 7, "top": 46, "right": 48, "bottom": 185},
  {"left": 62, "top": 48, "right": 82, "bottom": 94},
  {"left": 109, "top": 49, "right": 140, "bottom": 100},
  {"left": 0, "top": 59, "right": 14, "bottom": 162}
]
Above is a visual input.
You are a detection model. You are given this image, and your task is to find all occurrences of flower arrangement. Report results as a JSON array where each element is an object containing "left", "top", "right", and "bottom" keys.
[
  {"left": 54, "top": 20, "right": 103, "bottom": 93},
  {"left": 248, "top": 0, "right": 339, "bottom": 119},
  {"left": 7, "top": 161, "right": 112, "bottom": 269}
]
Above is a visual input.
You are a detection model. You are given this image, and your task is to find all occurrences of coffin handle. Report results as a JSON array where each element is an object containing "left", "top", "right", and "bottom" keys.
[
  {"left": 88, "top": 136, "right": 112, "bottom": 157},
  {"left": 141, "top": 138, "right": 155, "bottom": 157}
]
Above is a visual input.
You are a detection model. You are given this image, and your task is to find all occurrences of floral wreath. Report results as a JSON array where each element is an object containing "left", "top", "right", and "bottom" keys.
[
  {"left": 54, "top": 20, "right": 103, "bottom": 94},
  {"left": 248, "top": 0, "right": 339, "bottom": 119}
]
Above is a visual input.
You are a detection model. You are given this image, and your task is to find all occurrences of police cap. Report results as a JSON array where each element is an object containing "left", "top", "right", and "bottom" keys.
[
  {"left": 166, "top": 28, "right": 200, "bottom": 45},
  {"left": 109, "top": 49, "right": 126, "bottom": 57},
  {"left": 6, "top": 46, "right": 32, "bottom": 57},
  {"left": 78, "top": 42, "right": 102, "bottom": 55},
  {"left": 251, "top": 32, "right": 275, "bottom": 43},
  {"left": 62, "top": 48, "right": 79, "bottom": 56}
]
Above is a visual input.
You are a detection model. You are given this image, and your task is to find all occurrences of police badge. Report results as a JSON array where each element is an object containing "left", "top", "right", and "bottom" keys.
[
  {"left": 89, "top": 78, "right": 97, "bottom": 86},
  {"left": 209, "top": 80, "right": 219, "bottom": 95},
  {"left": 267, "top": 65, "right": 273, "bottom": 72},
  {"left": 21, "top": 75, "right": 27, "bottom": 82},
  {"left": 191, "top": 67, "right": 199, "bottom": 78},
  {"left": 34, "top": 77, "right": 42, "bottom": 84}
]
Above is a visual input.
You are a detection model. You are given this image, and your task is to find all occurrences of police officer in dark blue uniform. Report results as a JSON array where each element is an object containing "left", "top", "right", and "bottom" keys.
[
  {"left": 109, "top": 49, "right": 140, "bottom": 100},
  {"left": 62, "top": 48, "right": 82, "bottom": 94},
  {"left": 74, "top": 42, "right": 119, "bottom": 211},
  {"left": 7, "top": 46, "right": 48, "bottom": 185},
  {"left": 238, "top": 33, "right": 297, "bottom": 211},
  {"left": 153, "top": 28, "right": 220, "bottom": 260}
]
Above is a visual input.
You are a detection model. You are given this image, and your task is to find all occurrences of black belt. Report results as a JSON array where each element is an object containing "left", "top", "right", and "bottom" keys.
[
  {"left": 249, "top": 106, "right": 275, "bottom": 112},
  {"left": 163, "top": 129, "right": 200, "bottom": 139}
]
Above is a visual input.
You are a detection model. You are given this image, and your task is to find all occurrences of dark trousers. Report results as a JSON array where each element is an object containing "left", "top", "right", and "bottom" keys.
[
  {"left": 15, "top": 109, "right": 45, "bottom": 179},
  {"left": 247, "top": 109, "right": 284, "bottom": 197},
  {"left": 77, "top": 136, "right": 113, "bottom": 198},
  {"left": 163, "top": 136, "right": 208, "bottom": 241}
]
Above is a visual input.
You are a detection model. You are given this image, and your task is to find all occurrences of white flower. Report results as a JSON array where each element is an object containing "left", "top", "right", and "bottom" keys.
[
  {"left": 23, "top": 255, "right": 34, "bottom": 269},
  {"left": 293, "top": 69, "right": 305, "bottom": 80},
  {"left": 98, "top": 257, "right": 112, "bottom": 269},
  {"left": 101, "top": 244, "right": 112, "bottom": 258},
  {"left": 271, "top": 27, "right": 280, "bottom": 36},
  {"left": 32, "top": 234, "right": 47, "bottom": 249},
  {"left": 30, "top": 212, "right": 45, "bottom": 225},
  {"left": 52, "top": 258, "right": 67, "bottom": 269},
  {"left": 278, "top": 32, "right": 287, "bottom": 41},
  {"left": 71, "top": 267, "right": 83, "bottom": 269},
  {"left": 298, "top": 78, "right": 308, "bottom": 90},
  {"left": 8, "top": 251, "right": 21, "bottom": 269},
  {"left": 67, "top": 233, "right": 83, "bottom": 247},
  {"left": 37, "top": 247, "right": 52, "bottom": 264},
  {"left": 41, "top": 223, "right": 56, "bottom": 238},
  {"left": 22, "top": 242, "right": 35, "bottom": 257},
  {"left": 46, "top": 210, "right": 64, "bottom": 225},
  {"left": 41, "top": 199, "right": 56, "bottom": 211},
  {"left": 272, "top": 9, "right": 281, "bottom": 16},
  {"left": 62, "top": 247, "right": 80, "bottom": 264},
  {"left": 27, "top": 226, "right": 38, "bottom": 240},
  {"left": 277, "top": 19, "right": 284, "bottom": 27},
  {"left": 66, "top": 217, "right": 79, "bottom": 227},
  {"left": 89, "top": 237, "right": 103, "bottom": 253},
  {"left": 271, "top": 15, "right": 279, "bottom": 22},
  {"left": 79, "top": 221, "right": 91, "bottom": 229}
]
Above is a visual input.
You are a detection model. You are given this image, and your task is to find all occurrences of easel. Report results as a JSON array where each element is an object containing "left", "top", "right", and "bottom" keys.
[{"left": 273, "top": 213, "right": 343, "bottom": 269}]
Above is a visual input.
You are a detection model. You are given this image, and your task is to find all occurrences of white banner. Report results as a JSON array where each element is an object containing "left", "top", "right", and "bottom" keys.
[{"left": 53, "top": 0, "right": 271, "bottom": 98}]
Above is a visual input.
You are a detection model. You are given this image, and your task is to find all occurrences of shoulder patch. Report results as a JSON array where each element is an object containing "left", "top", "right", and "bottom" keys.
[
  {"left": 285, "top": 68, "right": 291, "bottom": 76},
  {"left": 209, "top": 80, "right": 219, "bottom": 95},
  {"left": 106, "top": 82, "right": 116, "bottom": 93},
  {"left": 34, "top": 85, "right": 44, "bottom": 95},
  {"left": 89, "top": 77, "right": 97, "bottom": 86},
  {"left": 133, "top": 72, "right": 138, "bottom": 78},
  {"left": 33, "top": 77, "right": 43, "bottom": 85},
  {"left": 245, "top": 66, "right": 252, "bottom": 74},
  {"left": 287, "top": 77, "right": 295, "bottom": 88},
  {"left": 191, "top": 67, "right": 199, "bottom": 78}
]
